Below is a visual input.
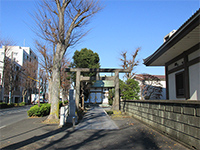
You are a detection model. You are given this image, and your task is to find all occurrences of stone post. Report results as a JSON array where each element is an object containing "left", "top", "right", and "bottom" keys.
[
  {"left": 75, "top": 70, "right": 80, "bottom": 110},
  {"left": 66, "top": 89, "right": 77, "bottom": 124}
]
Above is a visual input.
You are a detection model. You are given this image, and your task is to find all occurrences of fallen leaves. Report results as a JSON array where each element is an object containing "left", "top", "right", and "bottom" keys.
[{"left": 129, "top": 123, "right": 134, "bottom": 126}]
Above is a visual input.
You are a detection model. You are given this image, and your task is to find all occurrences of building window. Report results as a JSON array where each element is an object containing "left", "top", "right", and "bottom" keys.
[{"left": 175, "top": 71, "right": 185, "bottom": 98}]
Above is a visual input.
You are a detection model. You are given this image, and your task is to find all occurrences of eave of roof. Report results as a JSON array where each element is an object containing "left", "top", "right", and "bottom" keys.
[{"left": 144, "top": 8, "right": 200, "bottom": 66}]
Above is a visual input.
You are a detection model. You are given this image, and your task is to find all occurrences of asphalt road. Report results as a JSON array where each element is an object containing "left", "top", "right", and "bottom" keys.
[{"left": 0, "top": 105, "right": 32, "bottom": 129}]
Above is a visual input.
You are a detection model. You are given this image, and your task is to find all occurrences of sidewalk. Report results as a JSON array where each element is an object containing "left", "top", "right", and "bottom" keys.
[
  {"left": 0, "top": 106, "right": 189, "bottom": 150},
  {"left": 75, "top": 106, "right": 118, "bottom": 130}
]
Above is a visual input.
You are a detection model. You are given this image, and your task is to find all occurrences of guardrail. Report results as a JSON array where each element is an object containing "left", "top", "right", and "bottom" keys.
[{"left": 59, "top": 105, "right": 69, "bottom": 127}]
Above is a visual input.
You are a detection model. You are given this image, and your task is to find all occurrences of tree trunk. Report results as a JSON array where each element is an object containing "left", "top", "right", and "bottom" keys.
[
  {"left": 47, "top": 44, "right": 63, "bottom": 121},
  {"left": 47, "top": 68, "right": 60, "bottom": 120},
  {"left": 48, "top": 79, "right": 52, "bottom": 104},
  {"left": 22, "top": 90, "right": 27, "bottom": 103}
]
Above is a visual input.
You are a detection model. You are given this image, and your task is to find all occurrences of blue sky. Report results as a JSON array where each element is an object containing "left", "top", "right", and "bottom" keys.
[{"left": 0, "top": 0, "right": 199, "bottom": 78}]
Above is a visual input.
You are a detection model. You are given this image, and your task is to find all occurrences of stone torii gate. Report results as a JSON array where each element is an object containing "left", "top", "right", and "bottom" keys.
[{"left": 65, "top": 68, "right": 130, "bottom": 110}]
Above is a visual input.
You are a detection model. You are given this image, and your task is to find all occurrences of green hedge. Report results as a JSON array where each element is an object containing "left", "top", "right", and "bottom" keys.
[
  {"left": 27, "top": 103, "right": 51, "bottom": 117},
  {"left": 27, "top": 101, "right": 64, "bottom": 117},
  {"left": 0, "top": 102, "right": 26, "bottom": 109}
]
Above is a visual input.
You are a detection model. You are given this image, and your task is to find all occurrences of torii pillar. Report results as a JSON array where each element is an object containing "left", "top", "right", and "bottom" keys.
[
  {"left": 75, "top": 70, "right": 81, "bottom": 111},
  {"left": 113, "top": 71, "right": 120, "bottom": 110}
]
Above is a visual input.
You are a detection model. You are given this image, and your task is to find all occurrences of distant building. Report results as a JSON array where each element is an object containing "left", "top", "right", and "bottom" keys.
[
  {"left": 84, "top": 75, "right": 115, "bottom": 104},
  {"left": 85, "top": 79, "right": 114, "bottom": 104},
  {"left": 144, "top": 9, "right": 200, "bottom": 100},
  {"left": 134, "top": 74, "right": 166, "bottom": 100},
  {"left": 0, "top": 46, "right": 38, "bottom": 103}
]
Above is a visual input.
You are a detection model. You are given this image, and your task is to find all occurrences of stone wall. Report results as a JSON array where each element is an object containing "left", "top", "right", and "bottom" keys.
[{"left": 120, "top": 100, "right": 200, "bottom": 149}]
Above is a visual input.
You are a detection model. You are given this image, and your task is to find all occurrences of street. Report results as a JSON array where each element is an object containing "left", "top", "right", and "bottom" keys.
[{"left": 0, "top": 105, "right": 32, "bottom": 129}]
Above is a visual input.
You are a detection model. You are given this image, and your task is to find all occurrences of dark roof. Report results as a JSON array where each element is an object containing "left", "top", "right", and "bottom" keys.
[{"left": 144, "top": 8, "right": 200, "bottom": 66}]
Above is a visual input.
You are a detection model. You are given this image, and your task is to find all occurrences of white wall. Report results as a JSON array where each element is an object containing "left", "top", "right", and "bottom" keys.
[{"left": 189, "top": 63, "right": 200, "bottom": 100}]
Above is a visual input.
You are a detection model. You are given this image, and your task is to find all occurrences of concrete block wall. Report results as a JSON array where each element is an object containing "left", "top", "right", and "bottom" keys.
[{"left": 120, "top": 100, "right": 200, "bottom": 149}]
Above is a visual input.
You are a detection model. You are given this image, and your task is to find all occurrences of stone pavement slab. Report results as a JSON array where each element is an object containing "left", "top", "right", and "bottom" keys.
[
  {"left": 0, "top": 107, "right": 190, "bottom": 150},
  {"left": 75, "top": 106, "right": 118, "bottom": 130}
]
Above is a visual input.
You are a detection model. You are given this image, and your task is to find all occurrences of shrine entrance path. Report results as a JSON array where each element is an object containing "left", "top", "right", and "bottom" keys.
[{"left": 75, "top": 106, "right": 119, "bottom": 130}]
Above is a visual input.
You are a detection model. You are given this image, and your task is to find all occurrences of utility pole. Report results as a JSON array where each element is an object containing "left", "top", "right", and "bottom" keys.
[{"left": 8, "top": 52, "right": 13, "bottom": 104}]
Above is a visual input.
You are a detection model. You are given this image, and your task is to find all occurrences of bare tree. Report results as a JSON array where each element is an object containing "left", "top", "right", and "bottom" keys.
[
  {"left": 21, "top": 60, "right": 38, "bottom": 103},
  {"left": 61, "top": 58, "right": 71, "bottom": 104},
  {"left": 120, "top": 48, "right": 140, "bottom": 80},
  {"left": 0, "top": 38, "right": 16, "bottom": 102},
  {"left": 39, "top": 68, "right": 48, "bottom": 101},
  {"left": 35, "top": 41, "right": 53, "bottom": 104},
  {"left": 36, "top": 41, "right": 71, "bottom": 106},
  {"left": 33, "top": 0, "right": 101, "bottom": 121}
]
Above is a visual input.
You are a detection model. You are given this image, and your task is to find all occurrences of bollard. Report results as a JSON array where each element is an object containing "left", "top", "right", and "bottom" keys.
[{"left": 59, "top": 107, "right": 65, "bottom": 127}]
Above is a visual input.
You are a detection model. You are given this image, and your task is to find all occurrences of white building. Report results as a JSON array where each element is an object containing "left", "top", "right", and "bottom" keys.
[
  {"left": 0, "top": 46, "right": 38, "bottom": 103},
  {"left": 144, "top": 9, "right": 200, "bottom": 100},
  {"left": 134, "top": 74, "right": 166, "bottom": 100}
]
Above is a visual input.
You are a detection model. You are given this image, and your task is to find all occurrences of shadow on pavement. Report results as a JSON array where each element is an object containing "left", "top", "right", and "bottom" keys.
[
  {"left": 1, "top": 107, "right": 187, "bottom": 150},
  {"left": 1, "top": 122, "right": 161, "bottom": 149},
  {"left": 1, "top": 124, "right": 73, "bottom": 150}
]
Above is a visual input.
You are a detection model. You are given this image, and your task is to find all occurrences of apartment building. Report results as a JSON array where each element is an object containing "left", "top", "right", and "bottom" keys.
[{"left": 0, "top": 46, "right": 38, "bottom": 103}]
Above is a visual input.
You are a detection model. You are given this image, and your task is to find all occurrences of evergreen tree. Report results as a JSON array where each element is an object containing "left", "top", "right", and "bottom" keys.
[{"left": 120, "top": 79, "right": 140, "bottom": 100}]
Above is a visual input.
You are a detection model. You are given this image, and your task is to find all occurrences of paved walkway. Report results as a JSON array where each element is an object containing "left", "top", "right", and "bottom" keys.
[
  {"left": 75, "top": 106, "right": 118, "bottom": 130},
  {"left": 0, "top": 106, "right": 189, "bottom": 150}
]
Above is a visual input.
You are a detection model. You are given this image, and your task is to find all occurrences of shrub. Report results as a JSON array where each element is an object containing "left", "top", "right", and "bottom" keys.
[
  {"left": 27, "top": 103, "right": 51, "bottom": 117},
  {"left": 14, "top": 103, "right": 19, "bottom": 107},
  {"left": 0, "top": 103, "right": 8, "bottom": 109},
  {"left": 108, "top": 89, "right": 115, "bottom": 106},
  {"left": 64, "top": 100, "right": 68, "bottom": 104},
  {"left": 39, "top": 103, "right": 51, "bottom": 116},
  {"left": 27, "top": 105, "right": 40, "bottom": 117},
  {"left": 19, "top": 102, "right": 26, "bottom": 106},
  {"left": 7, "top": 103, "right": 15, "bottom": 108}
]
